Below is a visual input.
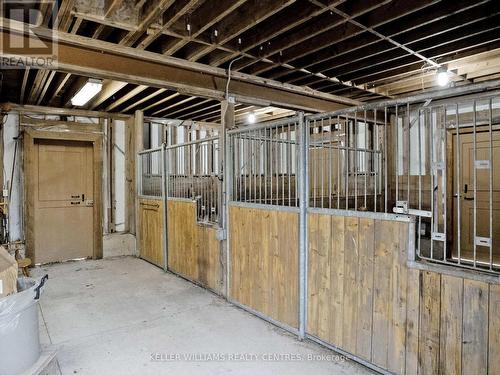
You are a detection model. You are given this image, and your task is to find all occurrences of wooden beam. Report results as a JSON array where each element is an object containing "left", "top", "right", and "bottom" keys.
[
  {"left": 161, "top": 0, "right": 248, "bottom": 56},
  {"left": 2, "top": 103, "right": 131, "bottom": 119},
  {"left": 87, "top": 80, "right": 128, "bottom": 110},
  {"left": 0, "top": 21, "right": 357, "bottom": 112},
  {"left": 138, "top": 0, "right": 202, "bottom": 50},
  {"left": 104, "top": 0, "right": 124, "bottom": 18},
  {"left": 105, "top": 85, "right": 148, "bottom": 111},
  {"left": 185, "top": 0, "right": 295, "bottom": 62},
  {"left": 122, "top": 88, "right": 167, "bottom": 113}
]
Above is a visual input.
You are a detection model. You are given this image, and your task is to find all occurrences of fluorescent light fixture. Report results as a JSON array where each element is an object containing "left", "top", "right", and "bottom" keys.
[
  {"left": 71, "top": 79, "right": 103, "bottom": 106},
  {"left": 436, "top": 69, "right": 449, "bottom": 87},
  {"left": 247, "top": 113, "right": 256, "bottom": 124}
]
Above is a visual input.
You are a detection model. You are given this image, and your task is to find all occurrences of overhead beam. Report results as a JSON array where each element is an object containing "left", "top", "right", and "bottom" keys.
[
  {"left": 0, "top": 21, "right": 358, "bottom": 112},
  {"left": 1, "top": 103, "right": 131, "bottom": 119}
]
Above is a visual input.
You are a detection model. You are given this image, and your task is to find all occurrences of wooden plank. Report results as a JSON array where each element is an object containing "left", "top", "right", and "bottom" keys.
[
  {"left": 405, "top": 269, "right": 420, "bottom": 375},
  {"left": 167, "top": 200, "right": 221, "bottom": 293},
  {"left": 229, "top": 206, "right": 298, "bottom": 328},
  {"left": 138, "top": 198, "right": 164, "bottom": 267},
  {"left": 439, "top": 275, "right": 463, "bottom": 374},
  {"left": 462, "top": 279, "right": 489, "bottom": 375},
  {"left": 342, "top": 216, "right": 359, "bottom": 354},
  {"left": 489, "top": 284, "right": 500, "bottom": 372},
  {"left": 277, "top": 210, "right": 299, "bottom": 327},
  {"left": 329, "top": 215, "right": 345, "bottom": 346},
  {"left": 306, "top": 213, "right": 320, "bottom": 336},
  {"left": 418, "top": 271, "right": 441, "bottom": 374},
  {"left": 356, "top": 217, "right": 375, "bottom": 361},
  {"left": 387, "top": 221, "right": 408, "bottom": 374},
  {"left": 316, "top": 213, "right": 332, "bottom": 340},
  {"left": 371, "top": 220, "right": 395, "bottom": 368}
]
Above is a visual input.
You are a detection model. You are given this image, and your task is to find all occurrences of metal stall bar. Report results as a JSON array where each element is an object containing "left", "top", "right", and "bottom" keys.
[{"left": 298, "top": 112, "right": 308, "bottom": 341}]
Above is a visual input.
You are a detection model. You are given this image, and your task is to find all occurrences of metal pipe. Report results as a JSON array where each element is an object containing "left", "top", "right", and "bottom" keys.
[
  {"left": 298, "top": 112, "right": 308, "bottom": 341},
  {"left": 161, "top": 143, "right": 168, "bottom": 272}
]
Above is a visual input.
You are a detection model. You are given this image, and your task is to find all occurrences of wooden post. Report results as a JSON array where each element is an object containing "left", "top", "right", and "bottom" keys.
[
  {"left": 221, "top": 99, "right": 235, "bottom": 297},
  {"left": 133, "top": 110, "right": 144, "bottom": 253}
]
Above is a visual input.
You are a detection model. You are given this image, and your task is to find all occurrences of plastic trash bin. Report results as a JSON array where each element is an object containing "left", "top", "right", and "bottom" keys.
[{"left": 0, "top": 275, "right": 48, "bottom": 375}]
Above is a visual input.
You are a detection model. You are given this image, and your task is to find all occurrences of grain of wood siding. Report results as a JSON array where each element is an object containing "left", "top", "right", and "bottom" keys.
[
  {"left": 139, "top": 198, "right": 164, "bottom": 267},
  {"left": 304, "top": 213, "right": 499, "bottom": 375},
  {"left": 405, "top": 269, "right": 420, "bottom": 375},
  {"left": 439, "top": 275, "right": 463, "bottom": 374},
  {"left": 462, "top": 279, "right": 489, "bottom": 375},
  {"left": 167, "top": 200, "right": 221, "bottom": 293},
  {"left": 489, "top": 284, "right": 500, "bottom": 371},
  {"left": 342, "top": 216, "right": 359, "bottom": 354},
  {"left": 229, "top": 206, "right": 299, "bottom": 328},
  {"left": 418, "top": 271, "right": 441, "bottom": 374},
  {"left": 387, "top": 220, "right": 408, "bottom": 374},
  {"left": 356, "top": 218, "right": 375, "bottom": 361},
  {"left": 372, "top": 220, "right": 402, "bottom": 369}
]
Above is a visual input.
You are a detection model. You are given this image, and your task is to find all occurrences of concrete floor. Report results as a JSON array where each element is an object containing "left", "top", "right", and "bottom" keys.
[{"left": 32, "top": 256, "right": 373, "bottom": 375}]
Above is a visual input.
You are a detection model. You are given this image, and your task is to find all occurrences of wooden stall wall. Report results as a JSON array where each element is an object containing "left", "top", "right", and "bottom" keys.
[
  {"left": 307, "top": 212, "right": 500, "bottom": 374},
  {"left": 229, "top": 205, "right": 299, "bottom": 329},
  {"left": 167, "top": 199, "right": 222, "bottom": 294},
  {"left": 138, "top": 198, "right": 164, "bottom": 268}
]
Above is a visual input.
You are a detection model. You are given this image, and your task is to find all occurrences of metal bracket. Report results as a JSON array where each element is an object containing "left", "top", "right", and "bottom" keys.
[
  {"left": 216, "top": 228, "right": 227, "bottom": 241},
  {"left": 432, "top": 232, "right": 446, "bottom": 242},
  {"left": 475, "top": 237, "right": 492, "bottom": 247},
  {"left": 474, "top": 160, "right": 491, "bottom": 169},
  {"left": 432, "top": 161, "right": 445, "bottom": 171},
  {"left": 394, "top": 200, "right": 408, "bottom": 214}
]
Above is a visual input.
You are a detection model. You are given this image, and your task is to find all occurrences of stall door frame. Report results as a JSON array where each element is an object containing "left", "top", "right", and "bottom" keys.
[{"left": 24, "top": 129, "right": 103, "bottom": 263}]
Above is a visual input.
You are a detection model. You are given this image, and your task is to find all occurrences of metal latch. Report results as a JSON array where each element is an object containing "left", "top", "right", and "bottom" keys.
[{"left": 85, "top": 200, "right": 94, "bottom": 207}]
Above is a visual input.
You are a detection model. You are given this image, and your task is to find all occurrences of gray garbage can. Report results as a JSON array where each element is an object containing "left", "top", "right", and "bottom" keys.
[{"left": 0, "top": 275, "right": 48, "bottom": 375}]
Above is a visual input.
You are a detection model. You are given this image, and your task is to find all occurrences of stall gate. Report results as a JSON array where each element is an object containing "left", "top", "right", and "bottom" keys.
[{"left": 138, "top": 92, "right": 500, "bottom": 374}]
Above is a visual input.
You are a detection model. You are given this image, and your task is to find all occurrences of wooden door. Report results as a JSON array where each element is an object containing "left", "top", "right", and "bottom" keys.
[
  {"left": 452, "top": 130, "right": 500, "bottom": 264},
  {"left": 139, "top": 198, "right": 164, "bottom": 268},
  {"left": 34, "top": 139, "right": 94, "bottom": 264}
]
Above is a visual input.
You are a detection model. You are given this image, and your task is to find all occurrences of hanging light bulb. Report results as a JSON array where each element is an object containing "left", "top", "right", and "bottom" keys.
[
  {"left": 247, "top": 113, "right": 256, "bottom": 124},
  {"left": 436, "top": 68, "right": 449, "bottom": 87}
]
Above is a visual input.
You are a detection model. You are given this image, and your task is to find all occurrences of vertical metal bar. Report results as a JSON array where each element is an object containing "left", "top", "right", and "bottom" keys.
[
  {"left": 443, "top": 106, "right": 448, "bottom": 261},
  {"left": 287, "top": 124, "right": 292, "bottom": 206},
  {"left": 489, "top": 98, "right": 493, "bottom": 270},
  {"left": 264, "top": 130, "right": 268, "bottom": 204},
  {"left": 321, "top": 118, "right": 325, "bottom": 208},
  {"left": 354, "top": 112, "right": 358, "bottom": 211},
  {"left": 364, "top": 110, "right": 368, "bottom": 209},
  {"left": 456, "top": 103, "right": 461, "bottom": 265},
  {"left": 374, "top": 109, "right": 378, "bottom": 212},
  {"left": 328, "top": 117, "right": 332, "bottom": 209},
  {"left": 473, "top": 100, "right": 477, "bottom": 267},
  {"left": 337, "top": 115, "right": 341, "bottom": 210},
  {"left": 418, "top": 109, "right": 423, "bottom": 256},
  {"left": 430, "top": 108, "right": 434, "bottom": 259},
  {"left": 312, "top": 120, "right": 317, "bottom": 207},
  {"left": 281, "top": 125, "right": 285, "bottom": 205},
  {"left": 253, "top": 130, "right": 257, "bottom": 203},
  {"left": 407, "top": 103, "right": 411, "bottom": 206},
  {"left": 384, "top": 106, "right": 388, "bottom": 213},
  {"left": 345, "top": 115, "right": 349, "bottom": 210},
  {"left": 298, "top": 112, "right": 308, "bottom": 341},
  {"left": 395, "top": 105, "right": 399, "bottom": 203},
  {"left": 161, "top": 144, "right": 168, "bottom": 272}
]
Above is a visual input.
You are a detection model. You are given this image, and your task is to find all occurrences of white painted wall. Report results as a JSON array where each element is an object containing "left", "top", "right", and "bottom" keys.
[
  {"left": 3, "top": 113, "right": 23, "bottom": 242},
  {"left": 113, "top": 120, "right": 126, "bottom": 232}
]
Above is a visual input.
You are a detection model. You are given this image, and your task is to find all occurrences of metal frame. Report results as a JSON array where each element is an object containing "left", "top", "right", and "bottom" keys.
[
  {"left": 137, "top": 145, "right": 168, "bottom": 271},
  {"left": 165, "top": 136, "right": 221, "bottom": 225}
]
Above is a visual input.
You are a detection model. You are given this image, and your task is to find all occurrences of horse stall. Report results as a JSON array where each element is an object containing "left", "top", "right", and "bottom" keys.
[{"left": 137, "top": 91, "right": 500, "bottom": 374}]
